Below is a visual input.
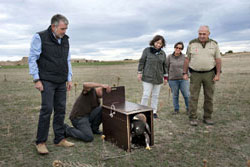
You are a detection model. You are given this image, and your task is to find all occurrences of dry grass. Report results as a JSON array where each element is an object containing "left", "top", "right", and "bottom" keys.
[{"left": 0, "top": 54, "right": 250, "bottom": 167}]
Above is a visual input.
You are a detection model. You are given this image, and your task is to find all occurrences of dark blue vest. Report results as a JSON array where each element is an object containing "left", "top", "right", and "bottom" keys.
[{"left": 37, "top": 26, "right": 69, "bottom": 83}]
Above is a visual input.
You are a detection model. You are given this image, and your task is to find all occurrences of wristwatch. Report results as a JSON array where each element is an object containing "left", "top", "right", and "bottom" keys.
[
  {"left": 33, "top": 79, "right": 40, "bottom": 83},
  {"left": 183, "top": 73, "right": 187, "bottom": 75}
]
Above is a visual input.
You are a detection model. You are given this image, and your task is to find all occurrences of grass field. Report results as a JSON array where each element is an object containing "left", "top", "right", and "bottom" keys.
[{"left": 0, "top": 54, "right": 250, "bottom": 167}]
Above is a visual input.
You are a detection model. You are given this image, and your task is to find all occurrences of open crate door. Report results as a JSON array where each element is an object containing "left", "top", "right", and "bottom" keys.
[{"left": 102, "top": 86, "right": 125, "bottom": 106}]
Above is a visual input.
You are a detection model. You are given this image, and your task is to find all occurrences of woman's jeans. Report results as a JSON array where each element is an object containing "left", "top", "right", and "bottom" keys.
[
  {"left": 141, "top": 81, "right": 161, "bottom": 114},
  {"left": 168, "top": 80, "right": 189, "bottom": 111}
]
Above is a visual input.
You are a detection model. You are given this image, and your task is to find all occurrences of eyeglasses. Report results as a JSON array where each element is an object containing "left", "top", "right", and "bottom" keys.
[{"left": 175, "top": 47, "right": 183, "bottom": 50}]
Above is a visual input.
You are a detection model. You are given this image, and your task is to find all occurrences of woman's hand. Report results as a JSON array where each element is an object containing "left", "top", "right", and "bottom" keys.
[
  {"left": 164, "top": 80, "right": 168, "bottom": 85},
  {"left": 183, "top": 74, "right": 189, "bottom": 80},
  {"left": 137, "top": 73, "right": 142, "bottom": 82}
]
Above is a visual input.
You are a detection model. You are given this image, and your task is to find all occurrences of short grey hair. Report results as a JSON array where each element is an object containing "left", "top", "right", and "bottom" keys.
[
  {"left": 199, "top": 25, "right": 210, "bottom": 32},
  {"left": 51, "top": 14, "right": 69, "bottom": 26}
]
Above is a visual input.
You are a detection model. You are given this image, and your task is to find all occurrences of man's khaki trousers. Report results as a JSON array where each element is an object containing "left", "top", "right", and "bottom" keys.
[{"left": 189, "top": 71, "right": 215, "bottom": 120}]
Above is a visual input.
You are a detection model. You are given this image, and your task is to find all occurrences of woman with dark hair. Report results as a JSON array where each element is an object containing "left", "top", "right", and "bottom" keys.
[
  {"left": 166, "top": 41, "right": 189, "bottom": 114},
  {"left": 138, "top": 35, "right": 168, "bottom": 118}
]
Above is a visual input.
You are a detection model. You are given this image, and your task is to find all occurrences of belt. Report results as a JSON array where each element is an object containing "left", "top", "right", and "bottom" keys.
[{"left": 189, "top": 67, "right": 215, "bottom": 73}]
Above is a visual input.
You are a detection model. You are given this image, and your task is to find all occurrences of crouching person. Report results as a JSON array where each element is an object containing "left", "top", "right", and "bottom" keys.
[{"left": 64, "top": 82, "right": 111, "bottom": 142}]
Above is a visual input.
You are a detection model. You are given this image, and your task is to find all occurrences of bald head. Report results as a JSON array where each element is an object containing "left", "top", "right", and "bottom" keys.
[
  {"left": 198, "top": 25, "right": 210, "bottom": 43},
  {"left": 199, "top": 25, "right": 210, "bottom": 32}
]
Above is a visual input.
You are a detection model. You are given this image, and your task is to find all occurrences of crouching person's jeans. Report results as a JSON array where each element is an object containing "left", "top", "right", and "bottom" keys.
[{"left": 66, "top": 106, "right": 102, "bottom": 142}]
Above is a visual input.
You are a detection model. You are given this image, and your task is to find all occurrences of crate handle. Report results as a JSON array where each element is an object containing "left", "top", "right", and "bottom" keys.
[{"left": 109, "top": 104, "right": 116, "bottom": 118}]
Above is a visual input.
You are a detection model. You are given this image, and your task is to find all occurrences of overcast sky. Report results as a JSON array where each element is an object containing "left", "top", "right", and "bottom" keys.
[{"left": 0, "top": 0, "right": 249, "bottom": 61}]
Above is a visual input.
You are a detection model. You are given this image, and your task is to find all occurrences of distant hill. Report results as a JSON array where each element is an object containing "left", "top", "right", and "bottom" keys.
[
  {"left": 0, "top": 57, "right": 138, "bottom": 66},
  {"left": 222, "top": 51, "right": 250, "bottom": 57},
  {"left": 0, "top": 57, "right": 28, "bottom": 66}
]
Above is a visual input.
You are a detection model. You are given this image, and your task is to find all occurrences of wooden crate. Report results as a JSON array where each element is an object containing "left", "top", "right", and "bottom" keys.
[{"left": 102, "top": 86, "right": 154, "bottom": 152}]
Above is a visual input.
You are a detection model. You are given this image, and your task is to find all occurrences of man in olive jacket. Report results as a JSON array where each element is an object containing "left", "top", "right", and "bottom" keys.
[{"left": 183, "top": 25, "right": 222, "bottom": 126}]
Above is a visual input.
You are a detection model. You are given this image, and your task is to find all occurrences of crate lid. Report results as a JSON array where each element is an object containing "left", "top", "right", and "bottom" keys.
[{"left": 102, "top": 101, "right": 153, "bottom": 115}]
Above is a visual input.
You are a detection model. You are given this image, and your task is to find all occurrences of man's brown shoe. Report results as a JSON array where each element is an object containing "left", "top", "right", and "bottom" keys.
[
  {"left": 190, "top": 120, "right": 198, "bottom": 126},
  {"left": 56, "top": 139, "right": 75, "bottom": 147},
  {"left": 36, "top": 143, "right": 49, "bottom": 154},
  {"left": 203, "top": 119, "right": 214, "bottom": 125}
]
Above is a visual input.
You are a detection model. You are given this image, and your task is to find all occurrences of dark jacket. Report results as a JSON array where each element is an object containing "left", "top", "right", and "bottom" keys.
[
  {"left": 138, "top": 47, "right": 167, "bottom": 84},
  {"left": 69, "top": 88, "right": 100, "bottom": 120},
  {"left": 37, "top": 26, "right": 69, "bottom": 83}
]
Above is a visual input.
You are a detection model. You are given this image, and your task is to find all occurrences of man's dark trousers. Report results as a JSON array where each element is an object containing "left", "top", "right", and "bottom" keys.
[
  {"left": 36, "top": 80, "right": 67, "bottom": 144},
  {"left": 66, "top": 106, "right": 102, "bottom": 142}
]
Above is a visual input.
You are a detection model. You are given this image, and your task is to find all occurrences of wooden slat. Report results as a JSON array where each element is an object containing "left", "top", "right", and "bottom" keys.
[{"left": 102, "top": 86, "right": 125, "bottom": 106}]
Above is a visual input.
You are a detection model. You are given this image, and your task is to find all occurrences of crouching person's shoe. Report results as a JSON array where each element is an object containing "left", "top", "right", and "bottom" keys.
[
  {"left": 203, "top": 119, "right": 214, "bottom": 125},
  {"left": 56, "top": 139, "right": 75, "bottom": 147},
  {"left": 36, "top": 143, "right": 49, "bottom": 154},
  {"left": 93, "top": 130, "right": 103, "bottom": 135}
]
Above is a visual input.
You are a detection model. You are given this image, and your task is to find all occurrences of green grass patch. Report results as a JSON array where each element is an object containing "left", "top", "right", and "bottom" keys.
[
  {"left": 0, "top": 64, "right": 29, "bottom": 69},
  {"left": 0, "top": 60, "right": 138, "bottom": 69},
  {"left": 71, "top": 60, "right": 137, "bottom": 66}
]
